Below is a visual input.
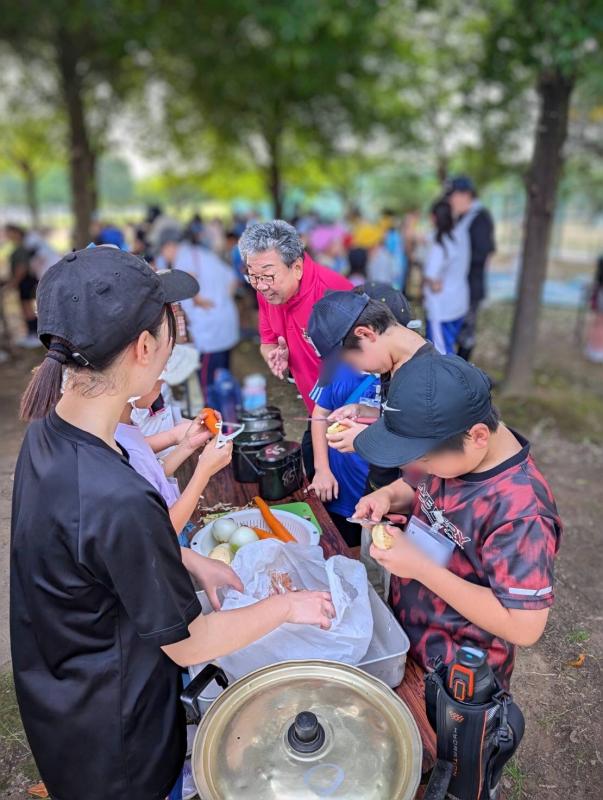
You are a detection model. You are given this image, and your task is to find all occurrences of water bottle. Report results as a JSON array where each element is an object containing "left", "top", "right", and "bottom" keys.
[
  {"left": 242, "top": 373, "right": 267, "bottom": 412},
  {"left": 447, "top": 645, "right": 497, "bottom": 704},
  {"left": 207, "top": 369, "right": 241, "bottom": 423}
]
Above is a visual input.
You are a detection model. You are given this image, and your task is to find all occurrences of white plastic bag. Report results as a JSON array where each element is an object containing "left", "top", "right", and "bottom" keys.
[{"left": 218, "top": 539, "right": 373, "bottom": 679}]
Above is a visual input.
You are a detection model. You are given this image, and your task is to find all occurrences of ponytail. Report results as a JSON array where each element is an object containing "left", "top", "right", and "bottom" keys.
[{"left": 20, "top": 338, "right": 72, "bottom": 421}]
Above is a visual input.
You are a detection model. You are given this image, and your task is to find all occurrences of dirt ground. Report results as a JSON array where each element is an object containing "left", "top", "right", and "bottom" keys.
[{"left": 1, "top": 302, "right": 602, "bottom": 799}]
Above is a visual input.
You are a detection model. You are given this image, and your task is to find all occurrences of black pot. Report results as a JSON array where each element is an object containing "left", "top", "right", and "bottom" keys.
[
  {"left": 256, "top": 441, "right": 303, "bottom": 501},
  {"left": 239, "top": 405, "right": 282, "bottom": 422},
  {"left": 232, "top": 431, "right": 283, "bottom": 483},
  {"left": 241, "top": 418, "right": 284, "bottom": 435}
]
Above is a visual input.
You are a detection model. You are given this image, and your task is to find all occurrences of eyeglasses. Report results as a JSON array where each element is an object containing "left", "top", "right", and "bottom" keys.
[{"left": 244, "top": 271, "right": 276, "bottom": 288}]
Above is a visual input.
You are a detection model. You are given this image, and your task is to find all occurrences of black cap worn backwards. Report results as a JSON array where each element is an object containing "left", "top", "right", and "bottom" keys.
[
  {"left": 354, "top": 350, "right": 493, "bottom": 467},
  {"left": 308, "top": 286, "right": 414, "bottom": 387},
  {"left": 307, "top": 290, "right": 370, "bottom": 386},
  {"left": 37, "top": 246, "right": 199, "bottom": 368},
  {"left": 360, "top": 281, "right": 413, "bottom": 327}
]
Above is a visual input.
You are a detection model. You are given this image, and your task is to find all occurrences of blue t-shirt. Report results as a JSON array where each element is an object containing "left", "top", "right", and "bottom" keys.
[{"left": 312, "top": 364, "right": 378, "bottom": 518}]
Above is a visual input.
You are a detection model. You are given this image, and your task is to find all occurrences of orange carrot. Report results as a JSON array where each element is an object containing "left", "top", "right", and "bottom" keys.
[
  {"left": 253, "top": 496, "right": 296, "bottom": 543},
  {"left": 252, "top": 526, "right": 278, "bottom": 541},
  {"left": 202, "top": 407, "right": 220, "bottom": 436}
]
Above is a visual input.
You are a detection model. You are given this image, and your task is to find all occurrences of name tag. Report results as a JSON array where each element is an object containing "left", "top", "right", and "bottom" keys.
[{"left": 406, "top": 515, "right": 456, "bottom": 567}]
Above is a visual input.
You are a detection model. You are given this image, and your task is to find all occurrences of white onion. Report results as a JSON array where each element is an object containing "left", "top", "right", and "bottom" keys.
[
  {"left": 212, "top": 517, "right": 238, "bottom": 543},
  {"left": 230, "top": 526, "right": 259, "bottom": 552}
]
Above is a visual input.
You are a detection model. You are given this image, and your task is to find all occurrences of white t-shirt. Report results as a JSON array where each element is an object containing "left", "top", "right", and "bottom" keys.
[
  {"left": 177, "top": 244, "right": 240, "bottom": 354},
  {"left": 423, "top": 228, "right": 470, "bottom": 323}
]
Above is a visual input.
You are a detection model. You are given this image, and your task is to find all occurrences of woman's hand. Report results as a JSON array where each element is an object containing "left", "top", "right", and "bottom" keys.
[
  {"left": 186, "top": 552, "right": 244, "bottom": 610},
  {"left": 369, "top": 525, "right": 431, "bottom": 582},
  {"left": 282, "top": 590, "right": 335, "bottom": 630},
  {"left": 326, "top": 418, "right": 366, "bottom": 453},
  {"left": 193, "top": 295, "right": 215, "bottom": 309},
  {"left": 308, "top": 468, "right": 339, "bottom": 503},
  {"left": 196, "top": 437, "right": 233, "bottom": 476},
  {"left": 354, "top": 486, "right": 393, "bottom": 522}
]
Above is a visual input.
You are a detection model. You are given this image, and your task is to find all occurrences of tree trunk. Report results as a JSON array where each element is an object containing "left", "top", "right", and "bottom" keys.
[
  {"left": 503, "top": 70, "right": 574, "bottom": 394},
  {"left": 19, "top": 160, "right": 39, "bottom": 228},
  {"left": 55, "top": 31, "right": 97, "bottom": 248},
  {"left": 266, "top": 131, "right": 283, "bottom": 218}
]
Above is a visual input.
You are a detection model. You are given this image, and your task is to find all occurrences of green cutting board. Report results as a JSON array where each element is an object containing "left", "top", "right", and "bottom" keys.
[{"left": 272, "top": 501, "right": 322, "bottom": 536}]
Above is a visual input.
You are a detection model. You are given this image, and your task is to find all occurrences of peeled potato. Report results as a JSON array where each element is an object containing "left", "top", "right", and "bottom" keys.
[
  {"left": 371, "top": 524, "right": 394, "bottom": 550},
  {"left": 327, "top": 422, "right": 346, "bottom": 434},
  {"left": 209, "top": 544, "right": 233, "bottom": 564}
]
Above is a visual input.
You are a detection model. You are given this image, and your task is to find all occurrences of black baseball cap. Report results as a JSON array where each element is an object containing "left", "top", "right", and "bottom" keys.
[
  {"left": 359, "top": 282, "right": 413, "bottom": 327},
  {"left": 37, "top": 246, "right": 199, "bottom": 368},
  {"left": 445, "top": 175, "right": 476, "bottom": 195},
  {"left": 307, "top": 291, "right": 370, "bottom": 386},
  {"left": 354, "top": 350, "right": 493, "bottom": 467}
]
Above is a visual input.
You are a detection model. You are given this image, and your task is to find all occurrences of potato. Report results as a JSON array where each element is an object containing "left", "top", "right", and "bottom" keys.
[
  {"left": 327, "top": 422, "right": 346, "bottom": 434},
  {"left": 209, "top": 544, "right": 233, "bottom": 564},
  {"left": 371, "top": 524, "right": 394, "bottom": 550}
]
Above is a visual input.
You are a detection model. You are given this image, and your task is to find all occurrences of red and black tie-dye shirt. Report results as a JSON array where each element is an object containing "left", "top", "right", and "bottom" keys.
[{"left": 389, "top": 432, "right": 562, "bottom": 689}]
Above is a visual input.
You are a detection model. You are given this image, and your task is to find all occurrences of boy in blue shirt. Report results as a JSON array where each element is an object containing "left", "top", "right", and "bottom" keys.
[{"left": 308, "top": 363, "right": 379, "bottom": 546}]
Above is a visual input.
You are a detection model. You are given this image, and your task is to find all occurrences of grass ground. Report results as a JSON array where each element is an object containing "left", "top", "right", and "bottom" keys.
[{"left": 0, "top": 301, "right": 601, "bottom": 799}]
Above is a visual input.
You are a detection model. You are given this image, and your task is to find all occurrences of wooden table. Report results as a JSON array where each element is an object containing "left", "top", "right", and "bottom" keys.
[{"left": 178, "top": 461, "right": 436, "bottom": 777}]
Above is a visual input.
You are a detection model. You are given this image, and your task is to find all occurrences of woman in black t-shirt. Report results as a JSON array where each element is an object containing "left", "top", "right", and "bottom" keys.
[{"left": 10, "top": 247, "right": 334, "bottom": 800}]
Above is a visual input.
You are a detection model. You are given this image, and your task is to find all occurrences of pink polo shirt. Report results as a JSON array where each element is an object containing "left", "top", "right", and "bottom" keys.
[{"left": 258, "top": 254, "right": 352, "bottom": 410}]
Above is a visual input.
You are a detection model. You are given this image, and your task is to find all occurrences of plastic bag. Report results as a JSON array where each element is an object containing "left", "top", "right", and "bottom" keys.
[{"left": 218, "top": 539, "right": 373, "bottom": 680}]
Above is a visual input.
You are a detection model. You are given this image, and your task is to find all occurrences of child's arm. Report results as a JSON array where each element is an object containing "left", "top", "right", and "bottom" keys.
[
  {"left": 161, "top": 415, "right": 213, "bottom": 477},
  {"left": 168, "top": 439, "right": 233, "bottom": 533},
  {"left": 372, "top": 526, "right": 550, "bottom": 647},
  {"left": 146, "top": 415, "right": 209, "bottom": 456},
  {"left": 308, "top": 404, "right": 339, "bottom": 503},
  {"left": 354, "top": 478, "right": 416, "bottom": 521},
  {"left": 327, "top": 403, "right": 380, "bottom": 422}
]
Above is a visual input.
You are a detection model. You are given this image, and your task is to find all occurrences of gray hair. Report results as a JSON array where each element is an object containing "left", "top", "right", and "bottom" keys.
[{"left": 238, "top": 219, "right": 304, "bottom": 266}]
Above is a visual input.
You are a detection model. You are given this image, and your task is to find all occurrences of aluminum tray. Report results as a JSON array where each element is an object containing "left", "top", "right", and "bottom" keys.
[{"left": 189, "top": 583, "right": 409, "bottom": 696}]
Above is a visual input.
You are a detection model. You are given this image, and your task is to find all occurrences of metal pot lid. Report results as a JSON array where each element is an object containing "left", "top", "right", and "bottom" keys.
[
  {"left": 239, "top": 406, "right": 282, "bottom": 421},
  {"left": 256, "top": 440, "right": 301, "bottom": 464},
  {"left": 191, "top": 660, "right": 422, "bottom": 800},
  {"left": 235, "top": 430, "right": 283, "bottom": 450}
]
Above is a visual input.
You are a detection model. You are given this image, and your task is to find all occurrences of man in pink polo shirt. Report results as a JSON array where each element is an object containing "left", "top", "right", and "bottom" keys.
[
  {"left": 238, "top": 220, "right": 352, "bottom": 475},
  {"left": 239, "top": 220, "right": 352, "bottom": 410}
]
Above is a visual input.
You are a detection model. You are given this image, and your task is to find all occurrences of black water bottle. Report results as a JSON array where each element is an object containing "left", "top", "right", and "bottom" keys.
[{"left": 447, "top": 645, "right": 496, "bottom": 704}]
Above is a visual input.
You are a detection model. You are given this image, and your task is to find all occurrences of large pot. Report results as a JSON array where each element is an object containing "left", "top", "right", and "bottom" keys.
[
  {"left": 256, "top": 440, "right": 303, "bottom": 500},
  {"left": 181, "top": 660, "right": 423, "bottom": 800},
  {"left": 239, "top": 406, "right": 284, "bottom": 434},
  {"left": 232, "top": 431, "right": 284, "bottom": 483}
]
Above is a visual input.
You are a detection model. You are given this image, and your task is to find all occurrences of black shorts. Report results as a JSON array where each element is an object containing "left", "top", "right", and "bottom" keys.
[{"left": 18, "top": 274, "right": 38, "bottom": 301}]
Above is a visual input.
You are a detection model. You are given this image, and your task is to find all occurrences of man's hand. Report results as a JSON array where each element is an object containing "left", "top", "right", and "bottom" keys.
[
  {"left": 308, "top": 468, "right": 339, "bottom": 503},
  {"left": 326, "top": 418, "right": 366, "bottom": 453},
  {"left": 186, "top": 552, "right": 244, "bottom": 610},
  {"left": 354, "top": 486, "right": 393, "bottom": 522},
  {"left": 266, "top": 336, "right": 289, "bottom": 379},
  {"left": 369, "top": 525, "right": 431, "bottom": 581}
]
